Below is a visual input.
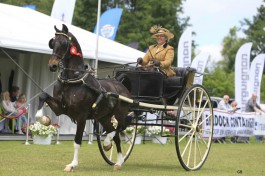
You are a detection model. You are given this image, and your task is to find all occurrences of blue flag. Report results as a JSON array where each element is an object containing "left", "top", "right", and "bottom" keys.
[
  {"left": 23, "top": 5, "right": 36, "bottom": 10},
  {"left": 94, "top": 8, "right": 123, "bottom": 41}
]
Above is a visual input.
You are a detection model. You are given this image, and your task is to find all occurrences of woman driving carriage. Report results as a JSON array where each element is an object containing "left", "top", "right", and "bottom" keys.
[{"left": 137, "top": 25, "right": 176, "bottom": 77}]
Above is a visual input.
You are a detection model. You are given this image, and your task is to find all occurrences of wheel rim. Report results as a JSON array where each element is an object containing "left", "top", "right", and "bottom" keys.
[
  {"left": 175, "top": 85, "right": 213, "bottom": 171},
  {"left": 96, "top": 121, "right": 137, "bottom": 165}
]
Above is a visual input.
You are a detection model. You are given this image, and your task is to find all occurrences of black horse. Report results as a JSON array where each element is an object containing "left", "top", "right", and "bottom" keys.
[{"left": 37, "top": 24, "right": 131, "bottom": 171}]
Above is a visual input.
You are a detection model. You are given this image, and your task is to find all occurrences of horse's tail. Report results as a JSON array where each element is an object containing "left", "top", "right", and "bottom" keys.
[{"left": 116, "top": 73, "right": 131, "bottom": 93}]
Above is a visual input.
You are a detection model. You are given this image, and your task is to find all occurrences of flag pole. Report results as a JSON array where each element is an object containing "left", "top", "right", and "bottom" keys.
[
  {"left": 95, "top": 0, "right": 101, "bottom": 78},
  {"left": 88, "top": 0, "right": 101, "bottom": 145}
]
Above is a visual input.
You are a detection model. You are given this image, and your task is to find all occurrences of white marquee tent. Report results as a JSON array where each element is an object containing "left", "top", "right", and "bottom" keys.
[
  {"left": 0, "top": 3, "right": 144, "bottom": 134},
  {"left": 0, "top": 3, "right": 144, "bottom": 63}
]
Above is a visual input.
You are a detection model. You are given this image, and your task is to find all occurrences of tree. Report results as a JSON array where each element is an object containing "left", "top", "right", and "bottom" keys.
[
  {"left": 219, "top": 27, "right": 245, "bottom": 73},
  {"left": 203, "top": 67, "right": 234, "bottom": 98},
  {"left": 221, "top": 2, "right": 265, "bottom": 68},
  {"left": 241, "top": 3, "right": 265, "bottom": 57}
]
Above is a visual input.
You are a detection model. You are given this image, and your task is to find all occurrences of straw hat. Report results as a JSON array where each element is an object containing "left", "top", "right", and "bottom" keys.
[{"left": 150, "top": 25, "right": 174, "bottom": 39}]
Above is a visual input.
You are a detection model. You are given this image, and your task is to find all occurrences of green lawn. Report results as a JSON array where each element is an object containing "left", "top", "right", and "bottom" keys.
[{"left": 0, "top": 138, "right": 264, "bottom": 176}]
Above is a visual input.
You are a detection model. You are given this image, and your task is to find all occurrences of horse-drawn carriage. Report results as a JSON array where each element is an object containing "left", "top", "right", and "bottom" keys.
[
  {"left": 40, "top": 24, "right": 214, "bottom": 172},
  {"left": 96, "top": 65, "right": 214, "bottom": 171}
]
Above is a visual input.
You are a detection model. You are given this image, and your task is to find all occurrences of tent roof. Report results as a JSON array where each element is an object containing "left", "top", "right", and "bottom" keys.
[{"left": 0, "top": 3, "right": 144, "bottom": 64}]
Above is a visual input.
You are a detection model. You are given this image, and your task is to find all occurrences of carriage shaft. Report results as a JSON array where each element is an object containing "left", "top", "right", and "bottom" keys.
[{"left": 112, "top": 94, "right": 200, "bottom": 111}]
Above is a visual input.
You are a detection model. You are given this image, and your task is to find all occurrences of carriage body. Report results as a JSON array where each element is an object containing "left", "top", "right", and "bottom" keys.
[
  {"left": 97, "top": 66, "right": 214, "bottom": 171},
  {"left": 114, "top": 66, "right": 196, "bottom": 105}
]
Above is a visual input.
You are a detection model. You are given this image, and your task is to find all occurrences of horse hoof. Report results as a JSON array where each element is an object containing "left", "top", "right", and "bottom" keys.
[
  {"left": 113, "top": 165, "right": 122, "bottom": 171},
  {"left": 103, "top": 143, "right": 112, "bottom": 151},
  {"left": 64, "top": 165, "right": 74, "bottom": 172}
]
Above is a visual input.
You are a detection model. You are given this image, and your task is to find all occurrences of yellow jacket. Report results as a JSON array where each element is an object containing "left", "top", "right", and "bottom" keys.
[{"left": 142, "top": 43, "right": 176, "bottom": 77}]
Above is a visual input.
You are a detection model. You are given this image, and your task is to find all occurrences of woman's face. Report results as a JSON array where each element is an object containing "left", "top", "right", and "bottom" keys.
[{"left": 156, "top": 34, "right": 167, "bottom": 45}]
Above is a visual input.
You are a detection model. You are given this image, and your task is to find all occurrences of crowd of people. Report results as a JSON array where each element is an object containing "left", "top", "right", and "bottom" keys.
[
  {"left": 217, "top": 93, "right": 265, "bottom": 143},
  {"left": 0, "top": 86, "right": 28, "bottom": 135}
]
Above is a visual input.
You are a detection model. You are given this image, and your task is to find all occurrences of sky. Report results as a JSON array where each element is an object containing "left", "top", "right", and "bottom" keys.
[{"left": 182, "top": 0, "right": 264, "bottom": 62}]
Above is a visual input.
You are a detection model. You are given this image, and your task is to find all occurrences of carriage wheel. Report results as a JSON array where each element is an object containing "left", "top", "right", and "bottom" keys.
[
  {"left": 96, "top": 117, "right": 137, "bottom": 165},
  {"left": 175, "top": 84, "right": 213, "bottom": 171}
]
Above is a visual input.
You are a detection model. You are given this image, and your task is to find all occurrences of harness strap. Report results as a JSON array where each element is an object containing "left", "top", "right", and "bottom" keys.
[
  {"left": 55, "top": 32, "right": 72, "bottom": 41},
  {"left": 58, "top": 72, "right": 89, "bottom": 84}
]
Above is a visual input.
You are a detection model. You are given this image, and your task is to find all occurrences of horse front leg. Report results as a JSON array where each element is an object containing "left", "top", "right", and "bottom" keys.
[
  {"left": 37, "top": 92, "right": 62, "bottom": 115},
  {"left": 64, "top": 118, "right": 86, "bottom": 172},
  {"left": 113, "top": 133, "right": 124, "bottom": 171}
]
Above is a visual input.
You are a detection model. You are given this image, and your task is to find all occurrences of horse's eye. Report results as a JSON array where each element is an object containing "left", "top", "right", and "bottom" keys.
[
  {"left": 49, "top": 38, "right": 54, "bottom": 49},
  {"left": 62, "top": 40, "right": 68, "bottom": 47}
]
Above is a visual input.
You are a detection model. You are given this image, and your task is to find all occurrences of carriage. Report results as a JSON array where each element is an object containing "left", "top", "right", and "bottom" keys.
[
  {"left": 42, "top": 24, "right": 214, "bottom": 172},
  {"left": 95, "top": 65, "right": 214, "bottom": 171}
]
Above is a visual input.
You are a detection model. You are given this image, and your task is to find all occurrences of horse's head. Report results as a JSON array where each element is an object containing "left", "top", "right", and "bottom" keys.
[{"left": 48, "top": 24, "right": 83, "bottom": 72}]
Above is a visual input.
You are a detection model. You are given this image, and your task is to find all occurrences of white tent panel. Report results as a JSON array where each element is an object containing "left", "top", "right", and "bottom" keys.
[{"left": 0, "top": 3, "right": 144, "bottom": 64}]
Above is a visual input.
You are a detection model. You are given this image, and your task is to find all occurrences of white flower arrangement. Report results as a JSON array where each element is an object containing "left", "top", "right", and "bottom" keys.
[
  {"left": 29, "top": 122, "right": 59, "bottom": 137},
  {"left": 125, "top": 125, "right": 146, "bottom": 135},
  {"left": 147, "top": 126, "right": 173, "bottom": 136},
  {"left": 125, "top": 126, "right": 135, "bottom": 135}
]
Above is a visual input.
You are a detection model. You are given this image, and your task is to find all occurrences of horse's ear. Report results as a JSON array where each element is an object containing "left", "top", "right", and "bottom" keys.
[
  {"left": 62, "top": 24, "right": 69, "bottom": 34},
  {"left": 54, "top": 25, "right": 60, "bottom": 32}
]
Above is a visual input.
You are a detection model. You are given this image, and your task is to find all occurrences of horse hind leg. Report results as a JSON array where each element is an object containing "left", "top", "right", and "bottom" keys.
[
  {"left": 113, "top": 133, "right": 124, "bottom": 171},
  {"left": 103, "top": 131, "right": 116, "bottom": 151}
]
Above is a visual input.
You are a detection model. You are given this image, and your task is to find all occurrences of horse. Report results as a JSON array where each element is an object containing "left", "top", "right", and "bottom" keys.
[{"left": 37, "top": 24, "right": 131, "bottom": 171}]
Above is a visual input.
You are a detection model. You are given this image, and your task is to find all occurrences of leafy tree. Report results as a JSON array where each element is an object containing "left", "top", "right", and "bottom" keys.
[
  {"left": 0, "top": 0, "right": 53, "bottom": 14},
  {"left": 203, "top": 67, "right": 234, "bottom": 98},
  {"left": 221, "top": 2, "right": 265, "bottom": 69},
  {"left": 219, "top": 27, "right": 245, "bottom": 72},
  {"left": 241, "top": 3, "right": 265, "bottom": 57}
]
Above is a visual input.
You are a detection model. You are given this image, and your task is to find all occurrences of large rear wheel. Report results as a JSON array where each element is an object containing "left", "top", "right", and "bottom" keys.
[
  {"left": 96, "top": 117, "right": 138, "bottom": 165},
  {"left": 175, "top": 84, "right": 213, "bottom": 171}
]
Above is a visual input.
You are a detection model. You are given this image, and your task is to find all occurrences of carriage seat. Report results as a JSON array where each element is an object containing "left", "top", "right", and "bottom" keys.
[{"left": 163, "top": 67, "right": 196, "bottom": 97}]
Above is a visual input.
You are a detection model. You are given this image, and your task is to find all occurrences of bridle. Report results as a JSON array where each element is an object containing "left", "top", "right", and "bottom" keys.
[
  {"left": 50, "top": 32, "right": 72, "bottom": 61},
  {"left": 50, "top": 32, "right": 87, "bottom": 74}
]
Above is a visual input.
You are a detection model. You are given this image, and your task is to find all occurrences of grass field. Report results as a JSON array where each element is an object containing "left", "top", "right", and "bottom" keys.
[{"left": 0, "top": 138, "right": 264, "bottom": 176}]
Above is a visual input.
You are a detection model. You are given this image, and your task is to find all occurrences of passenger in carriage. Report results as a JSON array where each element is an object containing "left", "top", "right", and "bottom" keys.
[{"left": 137, "top": 25, "right": 176, "bottom": 77}]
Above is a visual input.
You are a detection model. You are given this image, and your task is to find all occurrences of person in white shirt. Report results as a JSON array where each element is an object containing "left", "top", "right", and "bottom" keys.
[{"left": 218, "top": 95, "right": 232, "bottom": 111}]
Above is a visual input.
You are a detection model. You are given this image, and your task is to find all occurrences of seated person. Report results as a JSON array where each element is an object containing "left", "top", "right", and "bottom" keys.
[
  {"left": 15, "top": 94, "right": 28, "bottom": 134},
  {"left": 1, "top": 91, "right": 18, "bottom": 133},
  {"left": 137, "top": 25, "right": 176, "bottom": 77}
]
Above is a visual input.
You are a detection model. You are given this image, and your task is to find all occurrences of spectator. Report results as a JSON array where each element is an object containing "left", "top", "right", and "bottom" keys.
[
  {"left": 230, "top": 100, "right": 239, "bottom": 143},
  {"left": 230, "top": 100, "right": 240, "bottom": 113},
  {"left": 245, "top": 92, "right": 265, "bottom": 114},
  {"left": 217, "top": 95, "right": 232, "bottom": 143},
  {"left": 137, "top": 25, "right": 176, "bottom": 77},
  {"left": 1, "top": 91, "right": 17, "bottom": 133},
  {"left": 10, "top": 86, "right": 20, "bottom": 102},
  {"left": 15, "top": 93, "right": 28, "bottom": 134},
  {"left": 245, "top": 92, "right": 264, "bottom": 142},
  {"left": 218, "top": 95, "right": 232, "bottom": 111}
]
